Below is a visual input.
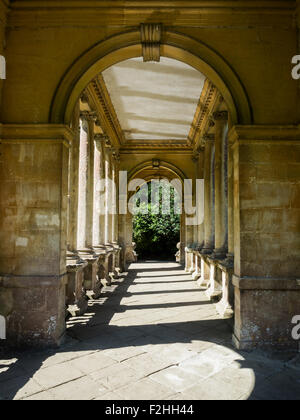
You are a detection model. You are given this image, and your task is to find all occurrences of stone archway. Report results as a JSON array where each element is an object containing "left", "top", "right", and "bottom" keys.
[
  {"left": 120, "top": 160, "right": 190, "bottom": 266},
  {"left": 50, "top": 29, "right": 252, "bottom": 126}
]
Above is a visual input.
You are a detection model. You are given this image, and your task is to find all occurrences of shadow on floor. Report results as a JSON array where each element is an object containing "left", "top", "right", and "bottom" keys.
[{"left": 0, "top": 261, "right": 299, "bottom": 400}]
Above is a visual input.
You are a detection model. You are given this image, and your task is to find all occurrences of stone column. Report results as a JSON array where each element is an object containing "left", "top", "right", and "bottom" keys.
[
  {"left": 93, "top": 134, "right": 111, "bottom": 287},
  {"left": 0, "top": 124, "right": 72, "bottom": 347},
  {"left": 198, "top": 135, "right": 215, "bottom": 288},
  {"left": 77, "top": 114, "right": 89, "bottom": 250},
  {"left": 67, "top": 103, "right": 80, "bottom": 254},
  {"left": 94, "top": 134, "right": 107, "bottom": 249},
  {"left": 77, "top": 112, "right": 99, "bottom": 298},
  {"left": 212, "top": 111, "right": 228, "bottom": 259},
  {"left": 180, "top": 212, "right": 186, "bottom": 265},
  {"left": 206, "top": 111, "right": 228, "bottom": 300},
  {"left": 66, "top": 103, "right": 88, "bottom": 317},
  {"left": 104, "top": 140, "right": 113, "bottom": 246},
  {"left": 104, "top": 139, "right": 114, "bottom": 281},
  {"left": 118, "top": 174, "right": 128, "bottom": 271},
  {"left": 201, "top": 135, "right": 215, "bottom": 254},
  {"left": 227, "top": 137, "right": 235, "bottom": 262},
  {"left": 111, "top": 150, "right": 121, "bottom": 276},
  {"left": 193, "top": 151, "right": 204, "bottom": 280},
  {"left": 215, "top": 132, "right": 235, "bottom": 317}
]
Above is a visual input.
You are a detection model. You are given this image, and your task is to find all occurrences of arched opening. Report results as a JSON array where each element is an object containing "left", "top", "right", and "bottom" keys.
[
  {"left": 124, "top": 160, "right": 189, "bottom": 265},
  {"left": 50, "top": 30, "right": 252, "bottom": 126},
  {"left": 132, "top": 179, "right": 181, "bottom": 261},
  {"left": 0, "top": 26, "right": 246, "bottom": 354},
  {"left": 59, "top": 39, "right": 235, "bottom": 342}
]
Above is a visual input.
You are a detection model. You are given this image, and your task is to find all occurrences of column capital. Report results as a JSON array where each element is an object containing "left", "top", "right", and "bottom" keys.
[
  {"left": 94, "top": 134, "right": 109, "bottom": 151},
  {"left": 80, "top": 92, "right": 89, "bottom": 104},
  {"left": 202, "top": 134, "right": 215, "bottom": 145},
  {"left": 213, "top": 110, "right": 228, "bottom": 122},
  {"left": 104, "top": 137, "right": 112, "bottom": 149},
  {"left": 192, "top": 153, "right": 199, "bottom": 163},
  {"left": 112, "top": 150, "right": 120, "bottom": 163},
  {"left": 152, "top": 159, "right": 160, "bottom": 169},
  {"left": 80, "top": 110, "right": 97, "bottom": 122}
]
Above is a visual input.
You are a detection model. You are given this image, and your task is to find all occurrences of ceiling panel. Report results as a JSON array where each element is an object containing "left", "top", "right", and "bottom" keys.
[{"left": 102, "top": 57, "right": 206, "bottom": 141}]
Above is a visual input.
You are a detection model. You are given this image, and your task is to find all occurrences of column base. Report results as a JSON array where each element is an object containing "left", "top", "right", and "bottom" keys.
[
  {"left": 206, "top": 259, "right": 222, "bottom": 302},
  {"left": 125, "top": 243, "right": 138, "bottom": 265},
  {"left": 206, "top": 289, "right": 222, "bottom": 302},
  {"left": 93, "top": 246, "right": 110, "bottom": 288},
  {"left": 112, "top": 243, "right": 122, "bottom": 278},
  {"left": 66, "top": 256, "right": 89, "bottom": 317},
  {"left": 200, "top": 247, "right": 213, "bottom": 255},
  {"left": 215, "top": 261, "right": 234, "bottom": 319},
  {"left": 211, "top": 248, "right": 227, "bottom": 260},
  {"left": 192, "top": 271, "right": 201, "bottom": 281},
  {"left": 197, "top": 254, "right": 210, "bottom": 288},
  {"left": 103, "top": 244, "right": 115, "bottom": 285},
  {"left": 78, "top": 248, "right": 101, "bottom": 298},
  {"left": 216, "top": 299, "right": 234, "bottom": 319},
  {"left": 185, "top": 246, "right": 193, "bottom": 272}
]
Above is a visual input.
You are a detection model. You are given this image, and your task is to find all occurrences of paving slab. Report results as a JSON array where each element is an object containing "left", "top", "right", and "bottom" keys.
[{"left": 0, "top": 261, "right": 299, "bottom": 400}]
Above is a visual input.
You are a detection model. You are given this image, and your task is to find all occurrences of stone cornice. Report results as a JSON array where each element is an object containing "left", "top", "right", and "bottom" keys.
[
  {"left": 9, "top": 1, "right": 295, "bottom": 7},
  {"left": 213, "top": 110, "right": 228, "bottom": 121},
  {"left": 120, "top": 139, "right": 192, "bottom": 154},
  {"left": 189, "top": 80, "right": 219, "bottom": 151},
  {"left": 0, "top": 124, "right": 75, "bottom": 147},
  {"left": 8, "top": 1, "right": 295, "bottom": 28},
  {"left": 87, "top": 75, "right": 125, "bottom": 150},
  {"left": 229, "top": 125, "right": 300, "bottom": 146},
  {"left": 121, "top": 149, "right": 192, "bottom": 155}
]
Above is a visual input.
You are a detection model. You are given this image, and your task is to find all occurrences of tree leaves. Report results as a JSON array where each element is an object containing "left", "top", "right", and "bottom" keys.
[{"left": 133, "top": 181, "right": 180, "bottom": 260}]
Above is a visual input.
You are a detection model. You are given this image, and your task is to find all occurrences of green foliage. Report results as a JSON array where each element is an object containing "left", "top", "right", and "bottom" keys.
[{"left": 133, "top": 181, "right": 181, "bottom": 260}]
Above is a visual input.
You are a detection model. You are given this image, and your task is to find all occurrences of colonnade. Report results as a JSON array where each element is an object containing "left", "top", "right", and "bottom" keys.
[
  {"left": 185, "top": 110, "right": 234, "bottom": 318},
  {"left": 65, "top": 103, "right": 123, "bottom": 318}
]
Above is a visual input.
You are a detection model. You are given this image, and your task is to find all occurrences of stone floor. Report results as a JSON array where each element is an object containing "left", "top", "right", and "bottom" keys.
[{"left": 0, "top": 261, "right": 300, "bottom": 400}]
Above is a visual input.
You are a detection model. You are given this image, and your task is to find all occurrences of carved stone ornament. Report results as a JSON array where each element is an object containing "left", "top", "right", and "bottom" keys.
[
  {"left": 152, "top": 159, "right": 160, "bottom": 169},
  {"left": 213, "top": 110, "right": 228, "bottom": 121},
  {"left": 140, "top": 23, "right": 162, "bottom": 62}
]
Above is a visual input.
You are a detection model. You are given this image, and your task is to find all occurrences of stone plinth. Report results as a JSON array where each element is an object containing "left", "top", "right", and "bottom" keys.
[
  {"left": 192, "top": 248, "right": 201, "bottom": 281},
  {"left": 78, "top": 249, "right": 100, "bottom": 299},
  {"left": 112, "top": 244, "right": 122, "bottom": 277},
  {"left": 216, "top": 259, "right": 234, "bottom": 318},
  {"left": 206, "top": 257, "right": 223, "bottom": 302},
  {"left": 66, "top": 256, "right": 88, "bottom": 317},
  {"left": 197, "top": 253, "right": 211, "bottom": 288}
]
